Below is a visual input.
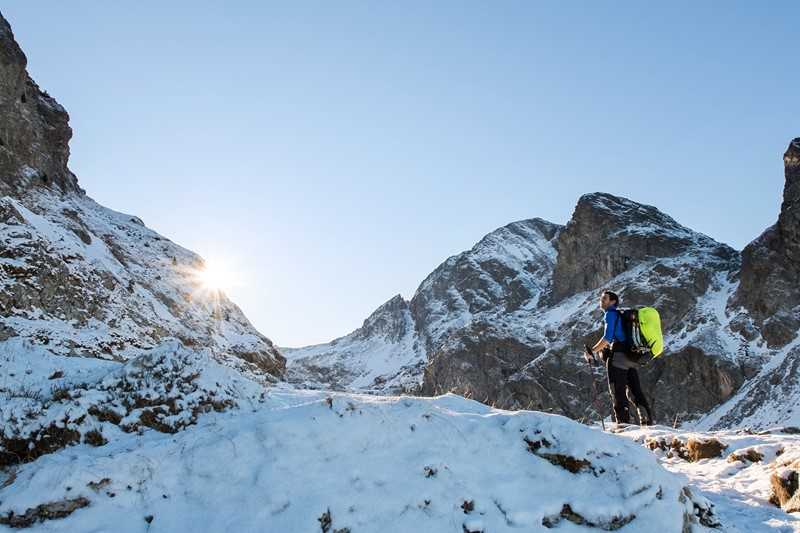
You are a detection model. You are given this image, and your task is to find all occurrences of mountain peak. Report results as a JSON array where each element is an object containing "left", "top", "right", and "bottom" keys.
[
  {"left": 550, "top": 192, "right": 735, "bottom": 301},
  {"left": 0, "top": 12, "right": 78, "bottom": 196},
  {"left": 784, "top": 137, "right": 800, "bottom": 203},
  {"left": 355, "top": 294, "right": 412, "bottom": 342},
  {"left": 575, "top": 192, "right": 689, "bottom": 232}
]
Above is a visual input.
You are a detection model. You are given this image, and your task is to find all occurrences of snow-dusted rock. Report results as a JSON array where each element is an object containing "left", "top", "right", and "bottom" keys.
[
  {"left": 0, "top": 338, "right": 269, "bottom": 466},
  {"left": 285, "top": 218, "right": 561, "bottom": 394},
  {"left": 289, "top": 138, "right": 800, "bottom": 431},
  {"left": 284, "top": 295, "right": 426, "bottom": 392},
  {"left": 617, "top": 424, "right": 800, "bottom": 529}
]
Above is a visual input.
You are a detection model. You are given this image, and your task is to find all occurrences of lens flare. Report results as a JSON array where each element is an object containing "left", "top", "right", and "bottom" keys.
[{"left": 193, "top": 258, "right": 236, "bottom": 292}]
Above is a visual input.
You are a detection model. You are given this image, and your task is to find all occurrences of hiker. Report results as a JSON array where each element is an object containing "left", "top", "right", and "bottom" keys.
[{"left": 585, "top": 290, "right": 653, "bottom": 426}]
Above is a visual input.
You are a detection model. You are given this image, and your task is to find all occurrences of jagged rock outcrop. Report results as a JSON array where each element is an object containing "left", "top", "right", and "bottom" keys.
[
  {"left": 410, "top": 217, "right": 561, "bottom": 351},
  {"left": 0, "top": 14, "right": 78, "bottom": 196},
  {"left": 733, "top": 138, "right": 800, "bottom": 348},
  {"left": 0, "top": 11, "right": 284, "bottom": 378}
]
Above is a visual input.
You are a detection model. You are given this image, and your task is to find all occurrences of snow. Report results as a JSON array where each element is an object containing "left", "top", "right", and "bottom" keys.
[
  {"left": 695, "top": 337, "right": 800, "bottom": 431},
  {"left": 0, "top": 338, "right": 270, "bottom": 466},
  {"left": 1, "top": 387, "right": 711, "bottom": 532},
  {"left": 284, "top": 304, "right": 426, "bottom": 392},
  {"left": 616, "top": 424, "right": 800, "bottom": 532}
]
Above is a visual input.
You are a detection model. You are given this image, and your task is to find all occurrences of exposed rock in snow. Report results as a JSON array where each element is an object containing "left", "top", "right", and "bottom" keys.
[
  {"left": 411, "top": 217, "right": 562, "bottom": 351},
  {"left": 0, "top": 8, "right": 286, "bottom": 477},
  {"left": 616, "top": 424, "right": 800, "bottom": 530},
  {"left": 0, "top": 391, "right": 715, "bottom": 532},
  {"left": 548, "top": 192, "right": 731, "bottom": 303},
  {"left": 695, "top": 138, "right": 800, "bottom": 431},
  {"left": 0, "top": 192, "right": 284, "bottom": 376},
  {"left": 290, "top": 138, "right": 800, "bottom": 432},
  {"left": 0, "top": 339, "right": 269, "bottom": 466},
  {"left": 423, "top": 195, "right": 747, "bottom": 426}
]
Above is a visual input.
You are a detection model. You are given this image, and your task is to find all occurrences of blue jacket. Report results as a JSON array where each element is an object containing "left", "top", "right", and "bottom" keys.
[{"left": 603, "top": 305, "right": 627, "bottom": 344}]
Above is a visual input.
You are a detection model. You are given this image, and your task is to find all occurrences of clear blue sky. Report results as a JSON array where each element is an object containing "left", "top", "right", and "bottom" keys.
[{"left": 3, "top": 2, "right": 797, "bottom": 347}]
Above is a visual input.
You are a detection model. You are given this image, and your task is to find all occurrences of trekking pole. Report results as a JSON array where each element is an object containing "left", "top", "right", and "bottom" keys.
[{"left": 584, "top": 344, "right": 606, "bottom": 431}]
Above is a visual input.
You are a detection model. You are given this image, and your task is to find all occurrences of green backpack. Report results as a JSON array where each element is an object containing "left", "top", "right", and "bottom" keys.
[{"left": 618, "top": 307, "right": 664, "bottom": 358}]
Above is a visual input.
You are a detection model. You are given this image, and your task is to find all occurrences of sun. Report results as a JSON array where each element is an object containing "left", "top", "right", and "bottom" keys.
[{"left": 193, "top": 258, "right": 236, "bottom": 292}]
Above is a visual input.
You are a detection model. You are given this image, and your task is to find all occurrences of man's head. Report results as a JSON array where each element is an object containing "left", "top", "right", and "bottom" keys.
[{"left": 600, "top": 289, "right": 619, "bottom": 310}]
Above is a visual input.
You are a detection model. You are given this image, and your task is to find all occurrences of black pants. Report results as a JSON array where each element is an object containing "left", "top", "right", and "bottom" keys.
[{"left": 606, "top": 356, "right": 653, "bottom": 425}]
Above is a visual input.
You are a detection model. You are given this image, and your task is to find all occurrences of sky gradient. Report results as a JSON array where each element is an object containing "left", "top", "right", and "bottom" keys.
[{"left": 3, "top": 2, "right": 798, "bottom": 346}]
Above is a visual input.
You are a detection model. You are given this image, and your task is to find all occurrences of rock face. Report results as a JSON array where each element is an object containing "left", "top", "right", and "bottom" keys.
[
  {"left": 733, "top": 139, "right": 800, "bottom": 348},
  {"left": 0, "top": 12, "right": 284, "bottom": 378},
  {"left": 549, "top": 193, "right": 717, "bottom": 302},
  {"left": 0, "top": 14, "right": 78, "bottom": 196}
]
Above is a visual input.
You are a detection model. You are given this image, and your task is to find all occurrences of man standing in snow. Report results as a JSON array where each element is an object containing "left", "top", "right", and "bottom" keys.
[{"left": 585, "top": 290, "right": 653, "bottom": 426}]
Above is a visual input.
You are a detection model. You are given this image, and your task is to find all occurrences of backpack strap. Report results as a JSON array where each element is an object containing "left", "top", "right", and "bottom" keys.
[{"left": 613, "top": 308, "right": 625, "bottom": 342}]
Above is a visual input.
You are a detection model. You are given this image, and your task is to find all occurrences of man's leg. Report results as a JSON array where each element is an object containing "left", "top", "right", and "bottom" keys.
[
  {"left": 626, "top": 367, "right": 653, "bottom": 425},
  {"left": 606, "top": 358, "right": 630, "bottom": 424}
]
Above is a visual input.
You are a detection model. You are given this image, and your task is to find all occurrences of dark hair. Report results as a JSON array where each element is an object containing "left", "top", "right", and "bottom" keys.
[{"left": 601, "top": 289, "right": 619, "bottom": 305}]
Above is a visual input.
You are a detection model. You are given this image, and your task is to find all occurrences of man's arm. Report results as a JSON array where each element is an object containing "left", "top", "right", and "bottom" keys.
[{"left": 591, "top": 338, "right": 610, "bottom": 354}]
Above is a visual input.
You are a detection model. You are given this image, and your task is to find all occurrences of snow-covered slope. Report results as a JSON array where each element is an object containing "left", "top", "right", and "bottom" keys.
[
  {"left": 0, "top": 389, "right": 716, "bottom": 532},
  {"left": 695, "top": 338, "right": 800, "bottom": 431},
  {"left": 0, "top": 338, "right": 270, "bottom": 467},
  {"left": 0, "top": 192, "right": 284, "bottom": 375},
  {"left": 284, "top": 295, "right": 426, "bottom": 392},
  {"left": 695, "top": 138, "right": 800, "bottom": 431}
]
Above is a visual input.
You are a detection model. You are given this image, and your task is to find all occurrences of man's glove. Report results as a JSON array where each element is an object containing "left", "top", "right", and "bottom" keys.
[{"left": 583, "top": 344, "right": 595, "bottom": 365}]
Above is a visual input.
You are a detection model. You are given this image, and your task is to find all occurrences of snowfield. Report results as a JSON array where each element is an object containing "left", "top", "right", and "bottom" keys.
[{"left": 1, "top": 342, "right": 714, "bottom": 533}]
